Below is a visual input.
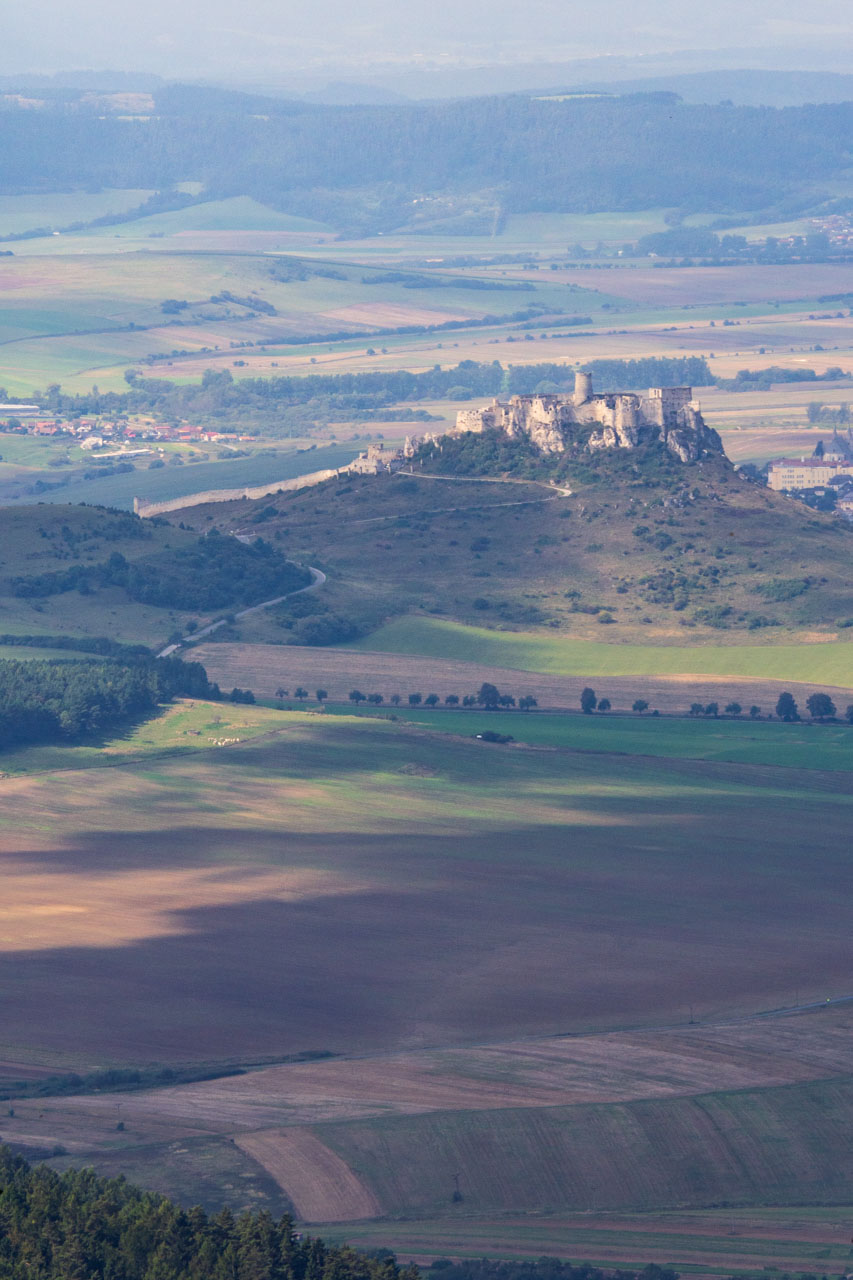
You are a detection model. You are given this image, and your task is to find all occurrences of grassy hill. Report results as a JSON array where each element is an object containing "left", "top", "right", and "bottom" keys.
[
  {"left": 0, "top": 503, "right": 308, "bottom": 648},
  {"left": 195, "top": 439, "right": 853, "bottom": 656},
  {"left": 317, "top": 1075, "right": 853, "bottom": 1217}
]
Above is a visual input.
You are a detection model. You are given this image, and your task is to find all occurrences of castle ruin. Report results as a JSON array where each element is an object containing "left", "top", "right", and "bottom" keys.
[
  {"left": 455, "top": 372, "right": 723, "bottom": 463},
  {"left": 347, "top": 433, "right": 438, "bottom": 475}
]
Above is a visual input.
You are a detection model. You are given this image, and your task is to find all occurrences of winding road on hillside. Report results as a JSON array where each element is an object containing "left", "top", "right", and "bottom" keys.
[
  {"left": 156, "top": 564, "right": 326, "bottom": 659},
  {"left": 339, "top": 471, "right": 572, "bottom": 526}
]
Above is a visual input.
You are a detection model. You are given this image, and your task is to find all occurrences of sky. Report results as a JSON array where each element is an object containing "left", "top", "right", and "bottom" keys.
[{"left": 5, "top": 0, "right": 853, "bottom": 83}]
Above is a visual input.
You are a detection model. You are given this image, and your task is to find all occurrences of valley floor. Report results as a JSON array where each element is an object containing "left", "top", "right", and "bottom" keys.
[{"left": 0, "top": 700, "right": 852, "bottom": 1245}]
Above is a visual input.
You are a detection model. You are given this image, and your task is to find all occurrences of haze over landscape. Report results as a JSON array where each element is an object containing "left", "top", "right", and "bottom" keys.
[{"left": 1, "top": 2, "right": 853, "bottom": 1278}]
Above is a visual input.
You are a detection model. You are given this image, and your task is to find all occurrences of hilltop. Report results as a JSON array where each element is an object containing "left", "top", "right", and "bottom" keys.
[{"left": 183, "top": 433, "right": 853, "bottom": 649}]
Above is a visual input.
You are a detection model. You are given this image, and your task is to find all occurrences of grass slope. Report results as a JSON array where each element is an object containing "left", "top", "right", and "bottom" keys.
[
  {"left": 349, "top": 617, "right": 853, "bottom": 685},
  {"left": 323, "top": 705, "right": 853, "bottom": 772},
  {"left": 209, "top": 450, "right": 853, "bottom": 655},
  {"left": 317, "top": 1076, "right": 853, "bottom": 1218},
  {"left": 0, "top": 502, "right": 308, "bottom": 646}
]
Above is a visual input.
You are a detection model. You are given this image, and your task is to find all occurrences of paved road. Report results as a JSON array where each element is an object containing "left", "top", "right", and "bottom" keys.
[{"left": 156, "top": 565, "right": 325, "bottom": 659}]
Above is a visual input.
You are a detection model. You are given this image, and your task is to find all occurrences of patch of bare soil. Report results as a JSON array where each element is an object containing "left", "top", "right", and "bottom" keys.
[
  {"left": 191, "top": 642, "right": 853, "bottom": 712},
  {"left": 235, "top": 1128, "right": 381, "bottom": 1221}
]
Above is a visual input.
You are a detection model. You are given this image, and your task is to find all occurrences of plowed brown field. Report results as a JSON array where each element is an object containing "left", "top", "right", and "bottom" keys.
[
  {"left": 235, "top": 1129, "right": 381, "bottom": 1221},
  {"left": 190, "top": 641, "right": 853, "bottom": 712}
]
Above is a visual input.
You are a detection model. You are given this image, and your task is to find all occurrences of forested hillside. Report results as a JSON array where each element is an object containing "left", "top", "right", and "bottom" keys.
[
  {"left": 2, "top": 88, "right": 853, "bottom": 231},
  {"left": 0, "top": 1147, "right": 418, "bottom": 1280},
  {"left": 0, "top": 1146, "right": 684, "bottom": 1280},
  {"left": 0, "top": 654, "right": 218, "bottom": 749}
]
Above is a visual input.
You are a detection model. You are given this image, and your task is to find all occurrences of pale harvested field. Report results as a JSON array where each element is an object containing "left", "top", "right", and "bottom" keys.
[
  {"left": 719, "top": 428, "right": 828, "bottom": 463},
  {"left": 320, "top": 303, "right": 473, "bottom": 326},
  {"left": 235, "top": 1129, "right": 381, "bottom": 1221},
  {"left": 12, "top": 1007, "right": 853, "bottom": 1221},
  {"left": 190, "top": 641, "right": 853, "bottom": 713},
  {"left": 14, "top": 1005, "right": 853, "bottom": 1144},
  {"left": 527, "top": 264, "right": 853, "bottom": 306}
]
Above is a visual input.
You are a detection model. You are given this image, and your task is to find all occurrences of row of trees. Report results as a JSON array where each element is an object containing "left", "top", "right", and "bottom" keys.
[
  {"left": 775, "top": 691, "right": 851, "bottom": 722},
  {"left": 344, "top": 684, "right": 539, "bottom": 711},
  {"left": 29, "top": 357, "right": 713, "bottom": 433},
  {"left": 272, "top": 683, "right": 537, "bottom": 709},
  {"left": 581, "top": 688, "right": 852, "bottom": 722},
  {"left": 271, "top": 684, "right": 852, "bottom": 724}
]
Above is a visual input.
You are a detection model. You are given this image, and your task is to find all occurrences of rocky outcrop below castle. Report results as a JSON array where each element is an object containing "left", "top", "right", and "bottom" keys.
[{"left": 455, "top": 372, "right": 723, "bottom": 464}]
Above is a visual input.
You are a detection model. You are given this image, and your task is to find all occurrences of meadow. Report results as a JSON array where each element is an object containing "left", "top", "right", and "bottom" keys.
[
  {"left": 0, "top": 188, "right": 153, "bottom": 237},
  {"left": 343, "top": 614, "right": 850, "bottom": 686},
  {"left": 0, "top": 441, "right": 359, "bottom": 510},
  {"left": 348, "top": 618, "right": 853, "bottom": 684},
  {"left": 319, "top": 704, "right": 853, "bottom": 772}
]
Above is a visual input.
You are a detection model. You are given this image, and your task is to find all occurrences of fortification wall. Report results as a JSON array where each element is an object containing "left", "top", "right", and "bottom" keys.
[{"left": 133, "top": 467, "right": 340, "bottom": 518}]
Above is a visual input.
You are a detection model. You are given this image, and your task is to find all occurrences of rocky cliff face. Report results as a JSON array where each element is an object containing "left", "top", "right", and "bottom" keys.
[{"left": 456, "top": 377, "right": 724, "bottom": 465}]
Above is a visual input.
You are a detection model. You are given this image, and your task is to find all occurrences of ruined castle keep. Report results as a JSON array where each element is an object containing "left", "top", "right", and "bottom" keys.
[{"left": 455, "top": 372, "right": 723, "bottom": 463}]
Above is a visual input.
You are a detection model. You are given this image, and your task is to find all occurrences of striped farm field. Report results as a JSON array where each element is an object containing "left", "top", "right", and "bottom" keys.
[
  {"left": 314, "top": 1076, "right": 853, "bottom": 1220},
  {"left": 349, "top": 617, "right": 853, "bottom": 685}
]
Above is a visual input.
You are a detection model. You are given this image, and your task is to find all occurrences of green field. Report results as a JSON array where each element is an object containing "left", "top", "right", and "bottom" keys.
[
  {"left": 318, "top": 1205, "right": 853, "bottom": 1275},
  {"left": 75, "top": 196, "right": 332, "bottom": 238},
  {"left": 0, "top": 698, "right": 289, "bottom": 776},
  {"left": 322, "top": 704, "right": 853, "bottom": 771},
  {"left": 350, "top": 617, "right": 853, "bottom": 685},
  {"left": 2, "top": 442, "right": 360, "bottom": 509},
  {"left": 316, "top": 1076, "right": 853, "bottom": 1218},
  {"left": 0, "top": 188, "right": 153, "bottom": 237}
]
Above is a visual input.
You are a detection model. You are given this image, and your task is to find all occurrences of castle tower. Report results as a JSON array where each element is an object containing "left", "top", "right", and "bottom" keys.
[{"left": 574, "top": 371, "right": 593, "bottom": 406}]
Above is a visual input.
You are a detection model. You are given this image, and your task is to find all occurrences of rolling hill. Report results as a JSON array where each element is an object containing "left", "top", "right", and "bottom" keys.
[
  {"left": 0, "top": 502, "right": 310, "bottom": 648},
  {"left": 183, "top": 435, "right": 853, "bottom": 656}
]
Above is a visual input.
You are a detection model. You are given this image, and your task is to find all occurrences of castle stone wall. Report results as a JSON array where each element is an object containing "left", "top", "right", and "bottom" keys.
[{"left": 133, "top": 467, "right": 340, "bottom": 518}]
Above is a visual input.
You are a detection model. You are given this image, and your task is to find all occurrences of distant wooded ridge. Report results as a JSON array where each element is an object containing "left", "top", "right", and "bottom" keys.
[
  {"left": 10, "top": 358, "right": 716, "bottom": 428},
  {"left": 3, "top": 87, "right": 853, "bottom": 230}
]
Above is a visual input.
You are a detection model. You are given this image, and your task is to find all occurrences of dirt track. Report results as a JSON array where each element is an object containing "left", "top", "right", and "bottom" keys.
[{"left": 190, "top": 641, "right": 853, "bottom": 713}]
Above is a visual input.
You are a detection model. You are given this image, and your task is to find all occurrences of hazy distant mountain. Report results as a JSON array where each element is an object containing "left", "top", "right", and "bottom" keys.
[
  {"left": 557, "top": 69, "right": 853, "bottom": 107},
  {"left": 297, "top": 81, "right": 411, "bottom": 105}
]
